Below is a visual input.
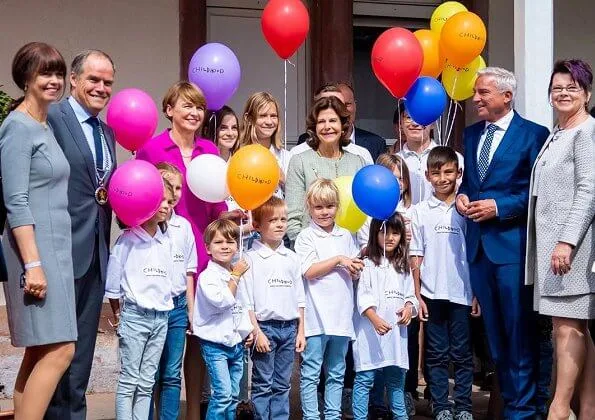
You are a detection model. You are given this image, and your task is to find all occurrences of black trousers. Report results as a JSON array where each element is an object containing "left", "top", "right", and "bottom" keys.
[{"left": 45, "top": 246, "right": 103, "bottom": 420}]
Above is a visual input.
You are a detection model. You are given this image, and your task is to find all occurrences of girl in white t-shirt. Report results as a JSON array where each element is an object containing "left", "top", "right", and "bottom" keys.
[
  {"left": 352, "top": 212, "right": 418, "bottom": 420},
  {"left": 105, "top": 181, "right": 175, "bottom": 420},
  {"left": 239, "top": 92, "right": 290, "bottom": 199},
  {"left": 294, "top": 178, "right": 364, "bottom": 419}
]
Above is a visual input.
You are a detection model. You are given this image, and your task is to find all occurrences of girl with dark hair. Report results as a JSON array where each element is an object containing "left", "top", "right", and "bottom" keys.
[
  {"left": 0, "top": 42, "right": 75, "bottom": 419},
  {"left": 352, "top": 213, "right": 418, "bottom": 420}
]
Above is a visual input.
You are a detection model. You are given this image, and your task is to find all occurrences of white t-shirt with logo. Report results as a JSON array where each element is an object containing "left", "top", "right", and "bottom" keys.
[
  {"left": 169, "top": 212, "right": 198, "bottom": 297},
  {"left": 242, "top": 240, "right": 306, "bottom": 322},
  {"left": 356, "top": 200, "right": 413, "bottom": 250},
  {"left": 353, "top": 258, "right": 419, "bottom": 372},
  {"left": 409, "top": 196, "right": 473, "bottom": 306},
  {"left": 294, "top": 222, "right": 360, "bottom": 338},
  {"left": 193, "top": 260, "right": 254, "bottom": 347},
  {"left": 105, "top": 226, "right": 174, "bottom": 311}
]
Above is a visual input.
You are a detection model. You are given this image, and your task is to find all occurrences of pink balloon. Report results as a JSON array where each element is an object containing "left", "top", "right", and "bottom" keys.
[
  {"left": 108, "top": 160, "right": 164, "bottom": 227},
  {"left": 106, "top": 88, "right": 158, "bottom": 151}
]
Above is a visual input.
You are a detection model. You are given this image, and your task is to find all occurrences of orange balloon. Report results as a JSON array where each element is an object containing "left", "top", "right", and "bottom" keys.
[
  {"left": 440, "top": 11, "right": 486, "bottom": 68},
  {"left": 227, "top": 144, "right": 280, "bottom": 210},
  {"left": 414, "top": 29, "right": 446, "bottom": 78}
]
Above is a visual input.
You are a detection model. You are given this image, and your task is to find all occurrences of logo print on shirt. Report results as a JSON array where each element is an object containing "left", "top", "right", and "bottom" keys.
[
  {"left": 173, "top": 252, "right": 184, "bottom": 263},
  {"left": 384, "top": 289, "right": 404, "bottom": 300},
  {"left": 268, "top": 278, "right": 293, "bottom": 287},
  {"left": 434, "top": 225, "right": 461, "bottom": 234},
  {"left": 143, "top": 267, "right": 168, "bottom": 277}
]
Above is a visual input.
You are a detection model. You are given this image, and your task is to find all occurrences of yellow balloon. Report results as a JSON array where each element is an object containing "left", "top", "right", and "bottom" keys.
[
  {"left": 430, "top": 1, "right": 468, "bottom": 35},
  {"left": 334, "top": 176, "right": 367, "bottom": 233},
  {"left": 441, "top": 56, "right": 486, "bottom": 101}
]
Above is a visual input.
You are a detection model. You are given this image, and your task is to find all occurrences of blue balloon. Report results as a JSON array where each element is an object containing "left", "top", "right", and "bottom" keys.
[
  {"left": 404, "top": 76, "right": 447, "bottom": 126},
  {"left": 352, "top": 165, "right": 400, "bottom": 220}
]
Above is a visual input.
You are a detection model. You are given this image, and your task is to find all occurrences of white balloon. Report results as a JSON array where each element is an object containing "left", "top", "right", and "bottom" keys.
[{"left": 186, "top": 154, "right": 229, "bottom": 203}]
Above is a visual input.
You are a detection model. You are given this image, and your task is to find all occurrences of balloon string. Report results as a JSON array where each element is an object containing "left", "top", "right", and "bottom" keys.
[
  {"left": 284, "top": 59, "right": 288, "bottom": 151},
  {"left": 445, "top": 101, "right": 460, "bottom": 147},
  {"left": 209, "top": 113, "right": 217, "bottom": 143},
  {"left": 436, "top": 115, "right": 442, "bottom": 146},
  {"left": 239, "top": 217, "right": 244, "bottom": 260},
  {"left": 397, "top": 98, "right": 403, "bottom": 154},
  {"left": 382, "top": 220, "right": 387, "bottom": 263}
]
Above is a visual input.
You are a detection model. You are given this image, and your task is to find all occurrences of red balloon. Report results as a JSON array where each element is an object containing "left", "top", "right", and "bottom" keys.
[
  {"left": 371, "top": 28, "right": 424, "bottom": 98},
  {"left": 261, "top": 0, "right": 310, "bottom": 59}
]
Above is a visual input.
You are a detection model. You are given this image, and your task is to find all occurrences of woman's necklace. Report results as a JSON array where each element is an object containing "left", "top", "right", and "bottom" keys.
[
  {"left": 316, "top": 149, "right": 342, "bottom": 160},
  {"left": 23, "top": 103, "right": 48, "bottom": 129}
]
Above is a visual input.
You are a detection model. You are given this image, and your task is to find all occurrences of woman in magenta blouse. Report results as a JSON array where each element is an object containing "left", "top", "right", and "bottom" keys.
[{"left": 136, "top": 81, "right": 236, "bottom": 420}]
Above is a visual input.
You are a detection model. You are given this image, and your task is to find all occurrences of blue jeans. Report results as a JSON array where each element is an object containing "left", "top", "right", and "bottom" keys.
[
  {"left": 251, "top": 320, "right": 298, "bottom": 420},
  {"left": 424, "top": 297, "right": 473, "bottom": 415},
  {"left": 200, "top": 339, "right": 244, "bottom": 420},
  {"left": 149, "top": 292, "right": 187, "bottom": 420},
  {"left": 300, "top": 335, "right": 349, "bottom": 420},
  {"left": 352, "top": 366, "right": 407, "bottom": 420},
  {"left": 116, "top": 303, "right": 169, "bottom": 420}
]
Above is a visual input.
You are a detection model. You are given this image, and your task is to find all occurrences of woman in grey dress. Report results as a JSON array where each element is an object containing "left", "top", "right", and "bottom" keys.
[
  {"left": 526, "top": 59, "right": 595, "bottom": 420},
  {"left": 0, "top": 42, "right": 76, "bottom": 419}
]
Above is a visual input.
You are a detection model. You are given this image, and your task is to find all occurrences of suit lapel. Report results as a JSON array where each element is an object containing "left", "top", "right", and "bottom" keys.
[
  {"left": 481, "top": 112, "right": 522, "bottom": 183},
  {"left": 60, "top": 101, "right": 97, "bottom": 186}
]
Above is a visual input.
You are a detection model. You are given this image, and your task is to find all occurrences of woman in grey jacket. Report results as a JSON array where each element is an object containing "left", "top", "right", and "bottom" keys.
[{"left": 526, "top": 59, "right": 595, "bottom": 420}]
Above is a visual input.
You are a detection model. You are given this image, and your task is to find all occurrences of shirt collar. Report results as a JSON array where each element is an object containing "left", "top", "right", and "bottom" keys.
[
  {"left": 484, "top": 109, "right": 514, "bottom": 132},
  {"left": 402, "top": 140, "right": 438, "bottom": 157},
  {"left": 168, "top": 211, "right": 181, "bottom": 227},
  {"left": 68, "top": 96, "right": 93, "bottom": 124},
  {"left": 206, "top": 259, "right": 232, "bottom": 277},
  {"left": 427, "top": 194, "right": 455, "bottom": 209},
  {"left": 310, "top": 221, "right": 345, "bottom": 238},
  {"left": 130, "top": 225, "right": 168, "bottom": 243},
  {"left": 252, "top": 240, "right": 289, "bottom": 258}
]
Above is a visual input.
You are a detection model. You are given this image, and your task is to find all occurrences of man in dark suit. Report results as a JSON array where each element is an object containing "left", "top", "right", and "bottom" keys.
[
  {"left": 45, "top": 50, "right": 116, "bottom": 420},
  {"left": 297, "top": 82, "right": 386, "bottom": 162},
  {"left": 456, "top": 67, "right": 550, "bottom": 420}
]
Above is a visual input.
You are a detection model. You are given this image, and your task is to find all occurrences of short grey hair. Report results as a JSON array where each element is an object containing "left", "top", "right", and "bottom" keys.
[
  {"left": 477, "top": 67, "right": 517, "bottom": 101},
  {"left": 70, "top": 49, "right": 115, "bottom": 76}
]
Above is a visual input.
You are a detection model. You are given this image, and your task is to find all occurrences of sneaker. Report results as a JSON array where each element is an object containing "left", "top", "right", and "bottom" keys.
[
  {"left": 454, "top": 411, "right": 473, "bottom": 420},
  {"left": 405, "top": 392, "right": 416, "bottom": 417},
  {"left": 342, "top": 387, "right": 354, "bottom": 419},
  {"left": 236, "top": 400, "right": 255, "bottom": 420},
  {"left": 435, "top": 409, "right": 454, "bottom": 420}
]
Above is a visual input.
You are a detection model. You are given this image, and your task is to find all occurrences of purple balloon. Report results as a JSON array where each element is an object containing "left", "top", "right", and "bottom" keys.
[{"left": 188, "top": 43, "right": 241, "bottom": 111}]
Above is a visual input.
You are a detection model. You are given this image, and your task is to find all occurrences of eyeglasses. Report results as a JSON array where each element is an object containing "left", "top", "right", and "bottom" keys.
[{"left": 551, "top": 85, "right": 582, "bottom": 94}]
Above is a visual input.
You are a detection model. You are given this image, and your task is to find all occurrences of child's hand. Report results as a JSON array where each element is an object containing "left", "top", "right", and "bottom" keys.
[
  {"left": 371, "top": 316, "right": 392, "bottom": 336},
  {"left": 108, "top": 312, "right": 120, "bottom": 330},
  {"left": 255, "top": 330, "right": 271, "bottom": 353},
  {"left": 295, "top": 331, "right": 306, "bottom": 353},
  {"left": 338, "top": 256, "right": 364, "bottom": 277},
  {"left": 232, "top": 259, "right": 250, "bottom": 276},
  {"left": 245, "top": 332, "right": 255, "bottom": 348},
  {"left": 471, "top": 297, "right": 481, "bottom": 317},
  {"left": 417, "top": 295, "right": 429, "bottom": 322},
  {"left": 397, "top": 304, "right": 413, "bottom": 326}
]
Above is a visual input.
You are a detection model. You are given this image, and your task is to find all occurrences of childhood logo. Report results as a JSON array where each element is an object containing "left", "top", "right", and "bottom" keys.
[{"left": 268, "top": 278, "right": 293, "bottom": 287}]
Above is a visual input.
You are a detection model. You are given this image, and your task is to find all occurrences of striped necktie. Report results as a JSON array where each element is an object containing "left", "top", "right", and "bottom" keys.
[{"left": 478, "top": 124, "right": 498, "bottom": 181}]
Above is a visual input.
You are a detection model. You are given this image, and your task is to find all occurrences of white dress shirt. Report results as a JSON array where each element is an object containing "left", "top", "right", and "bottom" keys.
[
  {"left": 476, "top": 109, "right": 514, "bottom": 164},
  {"left": 105, "top": 226, "right": 174, "bottom": 311},
  {"left": 353, "top": 258, "right": 419, "bottom": 372},
  {"left": 192, "top": 260, "right": 254, "bottom": 347},
  {"left": 168, "top": 212, "right": 198, "bottom": 297},
  {"left": 294, "top": 222, "right": 360, "bottom": 338},
  {"left": 242, "top": 240, "right": 306, "bottom": 322},
  {"left": 409, "top": 196, "right": 473, "bottom": 306}
]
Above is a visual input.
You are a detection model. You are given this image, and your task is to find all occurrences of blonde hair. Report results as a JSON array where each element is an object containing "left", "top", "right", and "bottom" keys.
[
  {"left": 305, "top": 178, "right": 340, "bottom": 210},
  {"left": 162, "top": 81, "right": 206, "bottom": 122},
  {"left": 376, "top": 153, "right": 412, "bottom": 209},
  {"left": 239, "top": 92, "right": 283, "bottom": 150},
  {"left": 203, "top": 219, "right": 240, "bottom": 245}
]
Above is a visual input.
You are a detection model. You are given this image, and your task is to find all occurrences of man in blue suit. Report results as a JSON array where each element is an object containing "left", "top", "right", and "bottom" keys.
[{"left": 456, "top": 67, "right": 550, "bottom": 420}]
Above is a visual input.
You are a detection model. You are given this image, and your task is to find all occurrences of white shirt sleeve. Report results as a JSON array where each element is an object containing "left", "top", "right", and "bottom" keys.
[
  {"left": 409, "top": 207, "right": 424, "bottom": 256},
  {"left": 199, "top": 272, "right": 237, "bottom": 311},
  {"left": 356, "top": 217, "right": 371, "bottom": 250},
  {"left": 294, "top": 257, "right": 306, "bottom": 308},
  {"left": 243, "top": 254, "right": 256, "bottom": 311},
  {"left": 357, "top": 265, "right": 378, "bottom": 315},
  {"left": 295, "top": 230, "right": 319, "bottom": 275},
  {"left": 105, "top": 242, "right": 123, "bottom": 299},
  {"left": 185, "top": 222, "right": 198, "bottom": 274},
  {"left": 347, "top": 232, "right": 361, "bottom": 258}
]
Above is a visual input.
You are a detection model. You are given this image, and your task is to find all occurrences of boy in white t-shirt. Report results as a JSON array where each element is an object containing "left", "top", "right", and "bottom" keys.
[
  {"left": 294, "top": 178, "right": 364, "bottom": 420},
  {"left": 409, "top": 147, "right": 480, "bottom": 420},
  {"left": 242, "top": 196, "right": 306, "bottom": 419},
  {"left": 192, "top": 219, "right": 255, "bottom": 419}
]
